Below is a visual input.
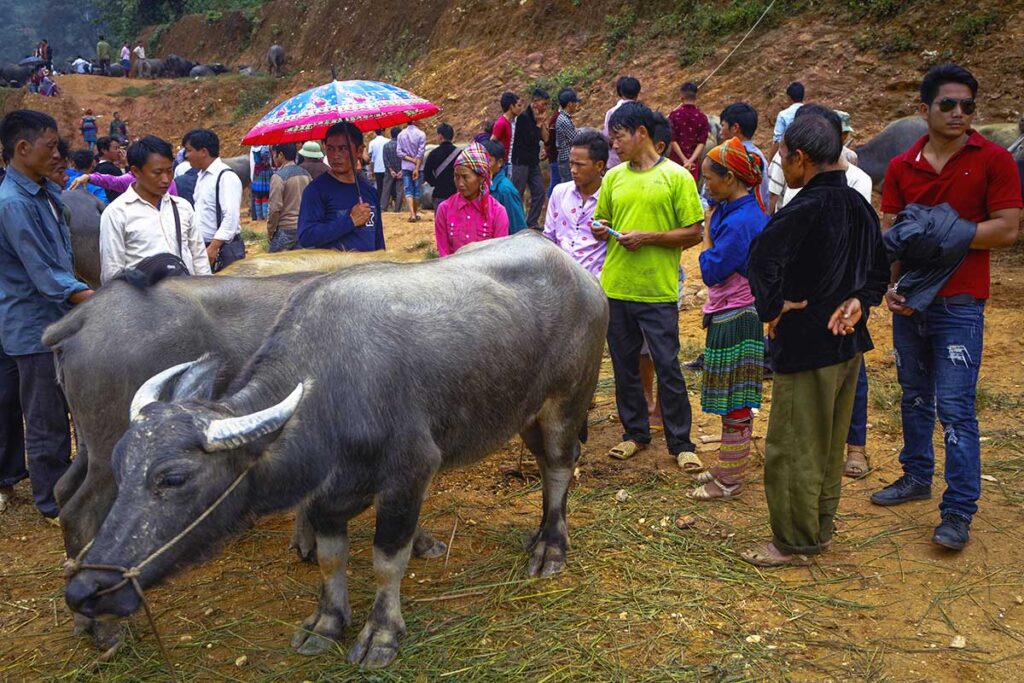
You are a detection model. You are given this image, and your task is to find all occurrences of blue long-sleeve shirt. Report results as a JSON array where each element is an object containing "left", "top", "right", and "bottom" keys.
[
  {"left": 489, "top": 169, "right": 528, "bottom": 234},
  {"left": 0, "top": 167, "right": 90, "bottom": 355},
  {"left": 297, "top": 173, "right": 384, "bottom": 252},
  {"left": 699, "top": 192, "right": 767, "bottom": 288},
  {"left": 66, "top": 168, "right": 108, "bottom": 204}
]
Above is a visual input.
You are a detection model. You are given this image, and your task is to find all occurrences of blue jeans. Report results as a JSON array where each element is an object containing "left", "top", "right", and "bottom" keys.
[
  {"left": 402, "top": 170, "right": 422, "bottom": 200},
  {"left": 893, "top": 300, "right": 985, "bottom": 520},
  {"left": 268, "top": 228, "right": 298, "bottom": 252},
  {"left": 846, "top": 359, "right": 868, "bottom": 446},
  {"left": 546, "top": 160, "right": 560, "bottom": 197}
]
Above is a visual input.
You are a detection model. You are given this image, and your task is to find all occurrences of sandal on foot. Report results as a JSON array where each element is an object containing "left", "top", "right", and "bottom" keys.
[
  {"left": 688, "top": 478, "right": 741, "bottom": 501},
  {"left": 608, "top": 440, "right": 646, "bottom": 460},
  {"left": 694, "top": 470, "right": 715, "bottom": 484},
  {"left": 843, "top": 446, "right": 869, "bottom": 479},
  {"left": 739, "top": 543, "right": 810, "bottom": 568},
  {"left": 675, "top": 451, "right": 704, "bottom": 473}
]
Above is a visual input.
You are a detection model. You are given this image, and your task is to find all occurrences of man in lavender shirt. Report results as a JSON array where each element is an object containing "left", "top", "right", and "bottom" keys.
[
  {"left": 602, "top": 76, "right": 640, "bottom": 170},
  {"left": 396, "top": 121, "right": 426, "bottom": 222},
  {"left": 543, "top": 129, "right": 608, "bottom": 277}
]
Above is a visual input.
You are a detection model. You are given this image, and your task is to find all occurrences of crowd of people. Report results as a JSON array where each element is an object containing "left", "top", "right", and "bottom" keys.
[{"left": 0, "top": 61, "right": 1020, "bottom": 569}]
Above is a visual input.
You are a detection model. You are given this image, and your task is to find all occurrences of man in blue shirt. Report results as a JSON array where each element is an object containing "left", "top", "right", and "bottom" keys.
[
  {"left": 483, "top": 139, "right": 528, "bottom": 234},
  {"left": 297, "top": 121, "right": 384, "bottom": 252},
  {"left": 66, "top": 149, "right": 108, "bottom": 204},
  {"left": 0, "top": 110, "right": 93, "bottom": 522}
]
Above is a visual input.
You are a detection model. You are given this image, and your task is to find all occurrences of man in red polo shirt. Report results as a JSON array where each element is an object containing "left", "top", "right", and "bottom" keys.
[{"left": 871, "top": 64, "right": 1022, "bottom": 550}]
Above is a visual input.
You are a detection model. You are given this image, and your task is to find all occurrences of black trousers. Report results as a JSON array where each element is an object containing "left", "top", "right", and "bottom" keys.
[
  {"left": 374, "top": 172, "right": 385, "bottom": 199},
  {"left": 511, "top": 162, "right": 545, "bottom": 229},
  {"left": 606, "top": 298, "right": 694, "bottom": 454},
  {"left": 0, "top": 347, "right": 25, "bottom": 489},
  {"left": 13, "top": 353, "right": 71, "bottom": 517}
]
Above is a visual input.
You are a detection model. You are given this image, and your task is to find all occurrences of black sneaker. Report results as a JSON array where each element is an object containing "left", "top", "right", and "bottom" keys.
[
  {"left": 932, "top": 515, "right": 970, "bottom": 550},
  {"left": 870, "top": 476, "right": 932, "bottom": 506},
  {"left": 683, "top": 353, "right": 704, "bottom": 370}
]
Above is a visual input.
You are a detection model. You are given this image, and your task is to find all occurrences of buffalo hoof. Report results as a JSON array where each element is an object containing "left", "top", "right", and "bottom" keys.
[
  {"left": 526, "top": 540, "right": 566, "bottom": 578},
  {"left": 412, "top": 529, "right": 447, "bottom": 559},
  {"left": 522, "top": 527, "right": 542, "bottom": 552},
  {"left": 347, "top": 620, "right": 402, "bottom": 669},
  {"left": 291, "top": 607, "right": 349, "bottom": 655}
]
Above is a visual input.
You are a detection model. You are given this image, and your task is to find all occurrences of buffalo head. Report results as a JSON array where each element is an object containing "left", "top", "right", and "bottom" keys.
[{"left": 64, "top": 358, "right": 304, "bottom": 618}]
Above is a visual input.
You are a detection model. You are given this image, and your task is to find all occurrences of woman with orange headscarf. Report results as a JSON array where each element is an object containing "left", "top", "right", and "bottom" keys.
[{"left": 689, "top": 136, "right": 769, "bottom": 501}]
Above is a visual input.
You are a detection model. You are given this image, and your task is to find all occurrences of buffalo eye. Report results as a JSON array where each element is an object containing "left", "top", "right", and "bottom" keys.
[{"left": 158, "top": 470, "right": 191, "bottom": 488}]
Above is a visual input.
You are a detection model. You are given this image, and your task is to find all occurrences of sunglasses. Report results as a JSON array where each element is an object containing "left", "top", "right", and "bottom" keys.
[{"left": 935, "top": 97, "right": 976, "bottom": 115}]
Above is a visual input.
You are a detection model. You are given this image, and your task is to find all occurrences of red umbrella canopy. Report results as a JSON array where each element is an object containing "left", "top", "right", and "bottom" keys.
[{"left": 241, "top": 79, "right": 439, "bottom": 146}]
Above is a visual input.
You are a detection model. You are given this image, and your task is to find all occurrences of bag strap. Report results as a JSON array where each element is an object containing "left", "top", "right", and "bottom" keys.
[
  {"left": 214, "top": 168, "right": 231, "bottom": 230},
  {"left": 170, "top": 198, "right": 182, "bottom": 258},
  {"left": 435, "top": 145, "right": 463, "bottom": 178}
]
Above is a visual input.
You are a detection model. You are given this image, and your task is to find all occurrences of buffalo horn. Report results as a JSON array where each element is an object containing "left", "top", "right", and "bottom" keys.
[
  {"left": 202, "top": 383, "right": 304, "bottom": 452},
  {"left": 129, "top": 361, "right": 199, "bottom": 421}
]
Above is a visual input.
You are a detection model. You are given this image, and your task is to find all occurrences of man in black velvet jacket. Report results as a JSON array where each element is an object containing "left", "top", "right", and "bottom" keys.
[{"left": 742, "top": 113, "right": 889, "bottom": 567}]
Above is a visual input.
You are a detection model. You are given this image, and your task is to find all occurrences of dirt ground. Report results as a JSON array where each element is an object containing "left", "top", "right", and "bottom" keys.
[{"left": 2, "top": 214, "right": 1023, "bottom": 681}]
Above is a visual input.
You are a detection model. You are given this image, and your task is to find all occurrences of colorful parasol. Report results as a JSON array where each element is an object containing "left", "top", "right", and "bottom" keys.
[{"left": 241, "top": 79, "right": 439, "bottom": 146}]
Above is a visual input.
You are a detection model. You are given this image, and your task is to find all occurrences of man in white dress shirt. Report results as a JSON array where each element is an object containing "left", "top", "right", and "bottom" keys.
[
  {"left": 99, "top": 135, "right": 211, "bottom": 283},
  {"left": 181, "top": 128, "right": 244, "bottom": 271}
]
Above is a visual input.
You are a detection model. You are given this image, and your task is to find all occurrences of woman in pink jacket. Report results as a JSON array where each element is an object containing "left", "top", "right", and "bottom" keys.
[{"left": 434, "top": 142, "right": 509, "bottom": 257}]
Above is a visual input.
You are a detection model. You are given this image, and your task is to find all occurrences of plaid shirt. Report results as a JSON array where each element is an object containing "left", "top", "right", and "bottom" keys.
[{"left": 555, "top": 110, "right": 577, "bottom": 163}]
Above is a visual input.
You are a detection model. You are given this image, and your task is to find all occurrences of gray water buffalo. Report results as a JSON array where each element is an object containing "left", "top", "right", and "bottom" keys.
[
  {"left": 64, "top": 233, "right": 608, "bottom": 669},
  {"left": 190, "top": 63, "right": 229, "bottom": 78},
  {"left": 63, "top": 188, "right": 104, "bottom": 289},
  {"left": 139, "top": 59, "right": 165, "bottom": 79},
  {"left": 223, "top": 154, "right": 251, "bottom": 187},
  {"left": 0, "top": 64, "right": 33, "bottom": 87},
  {"left": 855, "top": 116, "right": 1024, "bottom": 186},
  {"left": 162, "top": 54, "right": 197, "bottom": 78},
  {"left": 106, "top": 63, "right": 125, "bottom": 78},
  {"left": 267, "top": 44, "right": 286, "bottom": 77}
]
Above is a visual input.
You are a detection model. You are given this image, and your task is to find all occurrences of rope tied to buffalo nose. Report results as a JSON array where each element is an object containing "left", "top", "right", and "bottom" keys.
[{"left": 64, "top": 468, "right": 251, "bottom": 683}]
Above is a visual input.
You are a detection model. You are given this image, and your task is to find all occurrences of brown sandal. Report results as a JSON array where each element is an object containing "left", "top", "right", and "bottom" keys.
[
  {"left": 843, "top": 445, "right": 869, "bottom": 479},
  {"left": 675, "top": 451, "right": 704, "bottom": 473},
  {"left": 608, "top": 440, "right": 646, "bottom": 460},
  {"left": 740, "top": 543, "right": 810, "bottom": 568}
]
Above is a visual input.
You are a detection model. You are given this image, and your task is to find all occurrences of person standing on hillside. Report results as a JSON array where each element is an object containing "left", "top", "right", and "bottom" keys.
[
  {"left": 424, "top": 123, "right": 459, "bottom": 206},
  {"left": 591, "top": 102, "right": 704, "bottom": 466},
  {"left": 554, "top": 89, "right": 580, "bottom": 188},
  {"left": 668, "top": 82, "right": 709, "bottom": 181},
  {"left": 769, "top": 81, "right": 804, "bottom": 161},
  {"left": 266, "top": 143, "right": 311, "bottom": 252},
  {"left": 79, "top": 110, "right": 98, "bottom": 153},
  {"left": 95, "top": 36, "right": 112, "bottom": 76},
  {"left": 298, "top": 122, "right": 383, "bottom": 252},
  {"left": 0, "top": 110, "right": 94, "bottom": 523},
  {"left": 397, "top": 121, "right": 426, "bottom": 222},
  {"left": 120, "top": 43, "right": 130, "bottom": 77},
  {"left": 381, "top": 127, "right": 404, "bottom": 212},
  {"left": 182, "top": 128, "right": 244, "bottom": 271},
  {"left": 743, "top": 115, "right": 888, "bottom": 567},
  {"left": 99, "top": 135, "right": 211, "bottom": 283},
  {"left": 870, "top": 64, "right": 1023, "bottom": 550},
  {"left": 483, "top": 140, "right": 527, "bottom": 234},
  {"left": 511, "top": 89, "right": 549, "bottom": 230},
  {"left": 367, "top": 129, "right": 389, "bottom": 199},
  {"left": 603, "top": 76, "right": 641, "bottom": 169},
  {"left": 108, "top": 112, "right": 129, "bottom": 145},
  {"left": 491, "top": 92, "right": 523, "bottom": 175},
  {"left": 132, "top": 42, "right": 146, "bottom": 78}
]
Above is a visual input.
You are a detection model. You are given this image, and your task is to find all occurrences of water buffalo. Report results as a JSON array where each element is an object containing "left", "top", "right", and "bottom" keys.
[
  {"left": 855, "top": 116, "right": 1024, "bottom": 186},
  {"left": 190, "top": 63, "right": 229, "bottom": 78},
  {"left": 139, "top": 59, "right": 165, "bottom": 79},
  {"left": 106, "top": 63, "right": 125, "bottom": 78},
  {"left": 222, "top": 154, "right": 251, "bottom": 187},
  {"left": 0, "top": 64, "right": 33, "bottom": 87},
  {"left": 62, "top": 188, "right": 104, "bottom": 289},
  {"left": 64, "top": 233, "right": 608, "bottom": 669},
  {"left": 267, "top": 44, "right": 286, "bottom": 77},
  {"left": 162, "top": 54, "right": 197, "bottom": 78}
]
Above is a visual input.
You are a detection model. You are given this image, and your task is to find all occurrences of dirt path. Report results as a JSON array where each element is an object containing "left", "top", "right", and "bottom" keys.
[{"left": 2, "top": 226, "right": 1023, "bottom": 681}]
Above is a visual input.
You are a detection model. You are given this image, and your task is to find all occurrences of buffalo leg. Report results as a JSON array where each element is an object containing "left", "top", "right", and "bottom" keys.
[
  {"left": 348, "top": 482, "right": 427, "bottom": 669},
  {"left": 290, "top": 504, "right": 444, "bottom": 563},
  {"left": 291, "top": 532, "right": 352, "bottom": 655},
  {"left": 412, "top": 527, "right": 446, "bottom": 558},
  {"left": 522, "top": 405, "right": 579, "bottom": 577}
]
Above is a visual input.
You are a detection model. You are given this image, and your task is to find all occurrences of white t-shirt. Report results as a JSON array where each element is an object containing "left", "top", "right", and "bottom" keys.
[
  {"left": 775, "top": 162, "right": 873, "bottom": 209},
  {"left": 368, "top": 135, "right": 388, "bottom": 174}
]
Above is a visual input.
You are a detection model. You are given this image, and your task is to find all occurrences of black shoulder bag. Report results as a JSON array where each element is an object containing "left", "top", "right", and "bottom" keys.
[{"left": 212, "top": 168, "right": 246, "bottom": 273}]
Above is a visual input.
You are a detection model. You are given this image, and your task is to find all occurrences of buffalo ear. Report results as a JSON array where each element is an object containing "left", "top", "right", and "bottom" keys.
[{"left": 171, "top": 355, "right": 221, "bottom": 403}]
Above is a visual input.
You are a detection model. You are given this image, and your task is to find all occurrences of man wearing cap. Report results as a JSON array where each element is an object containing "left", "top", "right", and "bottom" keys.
[
  {"left": 298, "top": 141, "right": 331, "bottom": 181},
  {"left": 836, "top": 111, "right": 858, "bottom": 167}
]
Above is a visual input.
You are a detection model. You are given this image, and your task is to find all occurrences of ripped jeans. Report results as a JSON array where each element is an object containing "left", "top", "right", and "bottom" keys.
[{"left": 892, "top": 299, "right": 984, "bottom": 519}]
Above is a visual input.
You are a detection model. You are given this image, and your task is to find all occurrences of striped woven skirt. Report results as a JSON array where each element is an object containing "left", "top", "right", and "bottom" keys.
[{"left": 700, "top": 305, "right": 764, "bottom": 416}]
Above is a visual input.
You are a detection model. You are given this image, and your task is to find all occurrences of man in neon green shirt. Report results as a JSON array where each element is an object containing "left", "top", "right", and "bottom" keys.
[{"left": 593, "top": 101, "right": 704, "bottom": 465}]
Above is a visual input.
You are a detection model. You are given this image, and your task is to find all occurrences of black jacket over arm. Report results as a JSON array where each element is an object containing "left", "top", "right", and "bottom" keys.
[{"left": 748, "top": 170, "right": 889, "bottom": 374}]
